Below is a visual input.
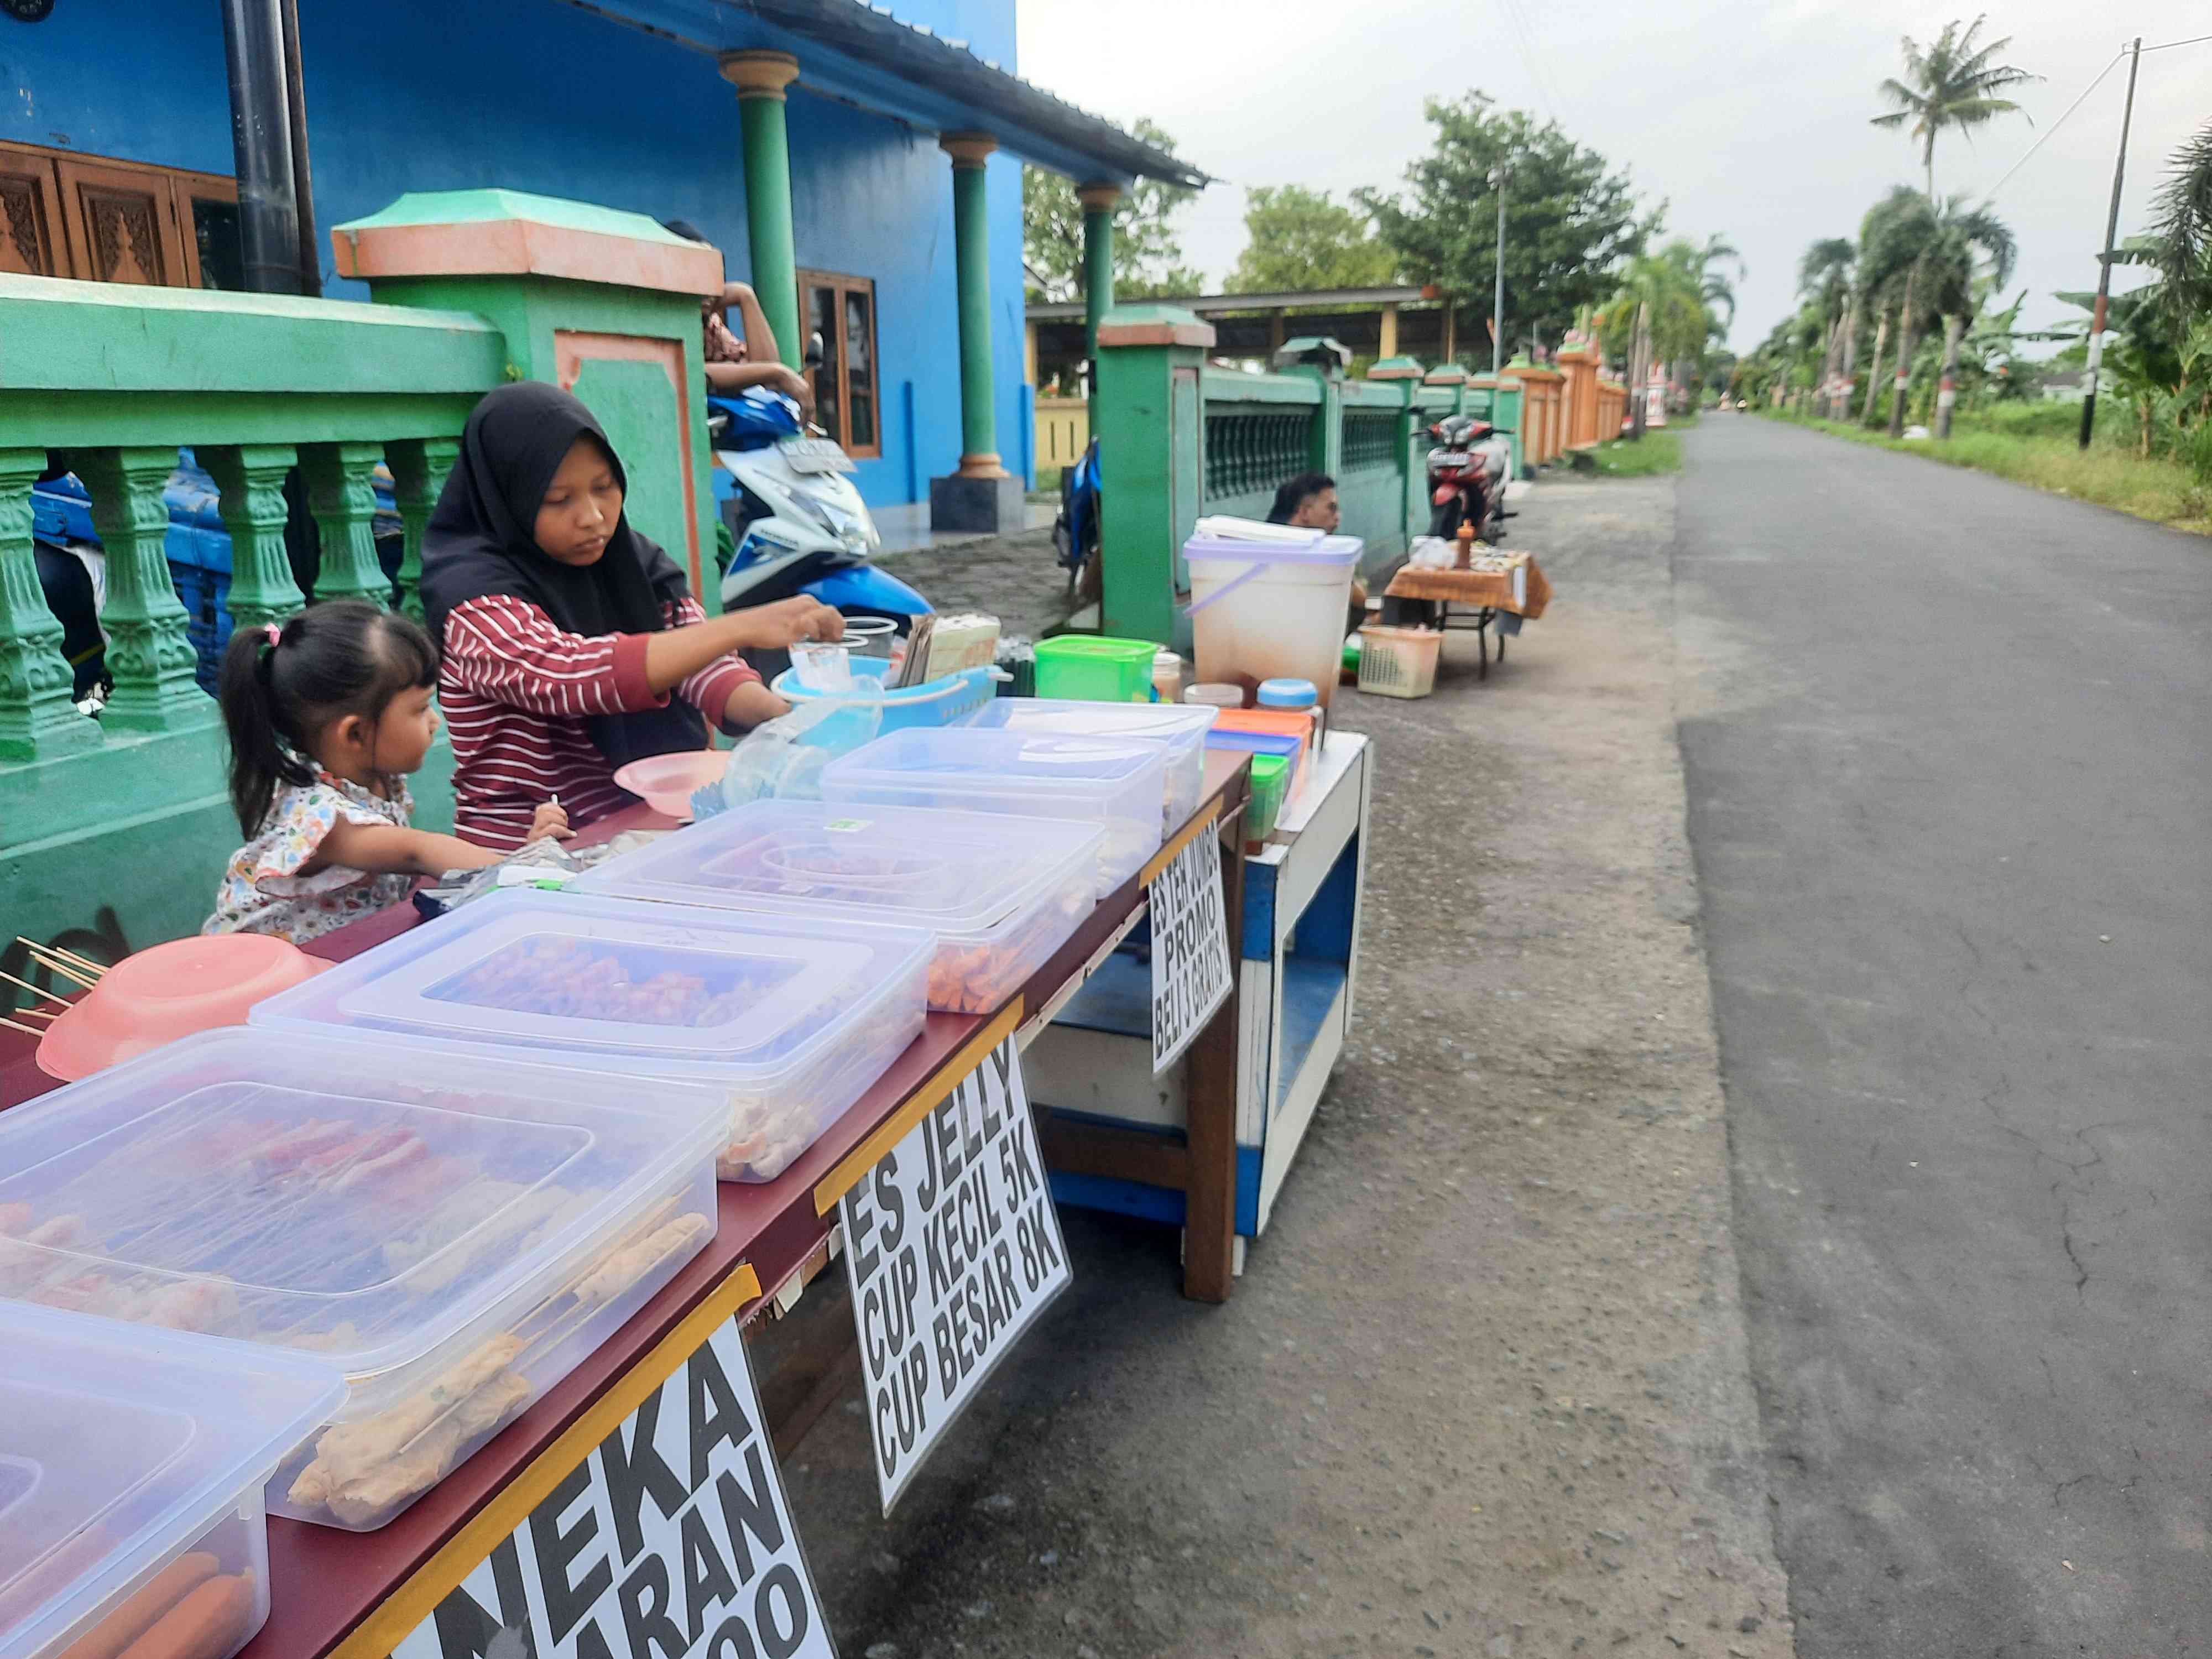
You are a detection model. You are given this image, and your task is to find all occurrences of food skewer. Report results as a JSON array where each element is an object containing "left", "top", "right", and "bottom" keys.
[
  {"left": 15, "top": 945, "right": 99, "bottom": 990},
  {"left": 19, "top": 938, "right": 106, "bottom": 978},
  {"left": 0, "top": 968, "right": 74, "bottom": 1008},
  {"left": 1, "top": 1014, "right": 43, "bottom": 1036}
]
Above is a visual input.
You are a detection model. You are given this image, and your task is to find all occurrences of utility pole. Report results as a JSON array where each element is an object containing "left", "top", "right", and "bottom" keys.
[
  {"left": 2080, "top": 35, "right": 2141, "bottom": 450},
  {"left": 1490, "top": 164, "right": 1508, "bottom": 378}
]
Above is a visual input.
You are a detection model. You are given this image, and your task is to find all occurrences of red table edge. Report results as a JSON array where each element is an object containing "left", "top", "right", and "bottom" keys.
[{"left": 224, "top": 753, "right": 1249, "bottom": 1659}]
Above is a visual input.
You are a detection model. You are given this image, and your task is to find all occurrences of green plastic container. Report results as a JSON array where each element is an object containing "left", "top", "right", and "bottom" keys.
[
  {"left": 1246, "top": 753, "right": 1291, "bottom": 846},
  {"left": 1034, "top": 635, "right": 1160, "bottom": 703}
]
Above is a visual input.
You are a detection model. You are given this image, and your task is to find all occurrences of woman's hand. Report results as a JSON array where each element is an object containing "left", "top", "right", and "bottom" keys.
[
  {"left": 722, "top": 681, "right": 791, "bottom": 731},
  {"left": 768, "top": 363, "right": 817, "bottom": 416},
  {"left": 737, "top": 596, "right": 843, "bottom": 650},
  {"left": 525, "top": 801, "right": 573, "bottom": 843}
]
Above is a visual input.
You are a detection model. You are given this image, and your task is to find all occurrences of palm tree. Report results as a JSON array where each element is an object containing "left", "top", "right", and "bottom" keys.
[
  {"left": 1871, "top": 16, "right": 2040, "bottom": 200},
  {"left": 1798, "top": 238, "right": 1855, "bottom": 416},
  {"left": 2143, "top": 121, "right": 2212, "bottom": 324},
  {"left": 1921, "top": 199, "right": 2017, "bottom": 436},
  {"left": 1597, "top": 243, "right": 1718, "bottom": 435},
  {"left": 1857, "top": 187, "right": 1933, "bottom": 430}
]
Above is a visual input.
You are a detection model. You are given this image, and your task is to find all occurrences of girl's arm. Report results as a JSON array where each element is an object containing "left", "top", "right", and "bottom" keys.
[
  {"left": 722, "top": 283, "right": 779, "bottom": 360},
  {"left": 711, "top": 283, "right": 815, "bottom": 410},
  {"left": 309, "top": 819, "right": 502, "bottom": 878}
]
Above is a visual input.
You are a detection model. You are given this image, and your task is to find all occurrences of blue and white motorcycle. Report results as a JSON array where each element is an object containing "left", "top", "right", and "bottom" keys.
[{"left": 709, "top": 379, "right": 929, "bottom": 682}]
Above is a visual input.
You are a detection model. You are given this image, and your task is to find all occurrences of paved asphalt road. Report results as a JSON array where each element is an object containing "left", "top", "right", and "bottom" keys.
[{"left": 1674, "top": 416, "right": 2212, "bottom": 1655}]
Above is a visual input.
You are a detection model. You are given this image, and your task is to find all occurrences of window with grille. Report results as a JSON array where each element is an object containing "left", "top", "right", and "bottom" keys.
[{"left": 796, "top": 269, "right": 881, "bottom": 458}]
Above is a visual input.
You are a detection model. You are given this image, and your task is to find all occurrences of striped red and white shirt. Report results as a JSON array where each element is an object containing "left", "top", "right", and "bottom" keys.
[{"left": 440, "top": 593, "right": 760, "bottom": 850}]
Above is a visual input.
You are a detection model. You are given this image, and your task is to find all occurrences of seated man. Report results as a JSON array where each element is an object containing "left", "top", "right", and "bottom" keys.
[{"left": 1267, "top": 472, "right": 1367, "bottom": 635}]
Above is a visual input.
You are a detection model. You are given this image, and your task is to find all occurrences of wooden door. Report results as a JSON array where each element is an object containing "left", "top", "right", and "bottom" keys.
[
  {"left": 54, "top": 156, "right": 189, "bottom": 287},
  {"left": 0, "top": 152, "right": 66, "bottom": 276}
]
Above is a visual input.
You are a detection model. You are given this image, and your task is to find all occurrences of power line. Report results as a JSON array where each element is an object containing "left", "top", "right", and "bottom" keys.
[
  {"left": 2140, "top": 31, "right": 2212, "bottom": 53},
  {"left": 1978, "top": 48, "right": 2125, "bottom": 204},
  {"left": 1491, "top": 0, "right": 1561, "bottom": 126}
]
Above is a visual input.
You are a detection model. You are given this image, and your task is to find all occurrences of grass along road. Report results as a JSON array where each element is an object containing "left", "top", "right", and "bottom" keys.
[{"left": 1752, "top": 406, "right": 2212, "bottom": 536}]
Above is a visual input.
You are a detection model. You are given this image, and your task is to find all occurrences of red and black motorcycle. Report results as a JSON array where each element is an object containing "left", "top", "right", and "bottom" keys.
[{"left": 1425, "top": 413, "right": 1512, "bottom": 542}]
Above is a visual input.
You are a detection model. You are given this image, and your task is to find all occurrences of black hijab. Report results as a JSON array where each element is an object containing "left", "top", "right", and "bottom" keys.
[{"left": 421, "top": 382, "right": 706, "bottom": 771}]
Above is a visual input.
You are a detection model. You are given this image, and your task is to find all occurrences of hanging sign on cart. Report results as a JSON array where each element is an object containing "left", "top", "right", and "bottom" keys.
[
  {"left": 391, "top": 1318, "right": 833, "bottom": 1659},
  {"left": 840, "top": 1037, "right": 1071, "bottom": 1514},
  {"left": 1149, "top": 828, "right": 1234, "bottom": 1073}
]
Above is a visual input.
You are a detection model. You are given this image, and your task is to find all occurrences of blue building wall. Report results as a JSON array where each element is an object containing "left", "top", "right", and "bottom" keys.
[{"left": 0, "top": 0, "right": 1027, "bottom": 508}]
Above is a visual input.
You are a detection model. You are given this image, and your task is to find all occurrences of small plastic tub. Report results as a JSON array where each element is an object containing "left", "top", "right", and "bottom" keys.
[
  {"left": 1245, "top": 753, "right": 1292, "bottom": 848},
  {"left": 0, "top": 1303, "right": 342, "bottom": 1659},
  {"left": 821, "top": 727, "right": 1167, "bottom": 896},
  {"left": 770, "top": 659, "right": 997, "bottom": 732},
  {"left": 34, "top": 934, "right": 328, "bottom": 1083},
  {"left": 1211, "top": 708, "right": 1315, "bottom": 792},
  {"left": 1032, "top": 635, "right": 1160, "bottom": 703},
  {"left": 961, "top": 697, "right": 1219, "bottom": 833},
  {"left": 1183, "top": 682, "right": 1244, "bottom": 709},
  {"left": 575, "top": 800, "right": 1102, "bottom": 1014},
  {"left": 1356, "top": 625, "right": 1442, "bottom": 698},
  {"left": 613, "top": 749, "right": 731, "bottom": 820},
  {"left": 1256, "top": 677, "right": 1318, "bottom": 710},
  {"left": 252, "top": 891, "right": 933, "bottom": 1186},
  {"left": 0, "top": 1029, "right": 724, "bottom": 1531}
]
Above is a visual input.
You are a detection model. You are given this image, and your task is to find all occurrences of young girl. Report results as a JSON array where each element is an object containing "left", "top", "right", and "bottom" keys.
[{"left": 204, "top": 600, "right": 568, "bottom": 945}]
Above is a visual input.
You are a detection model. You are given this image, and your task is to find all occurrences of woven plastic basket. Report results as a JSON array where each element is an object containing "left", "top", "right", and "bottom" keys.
[{"left": 1355, "top": 626, "right": 1442, "bottom": 698}]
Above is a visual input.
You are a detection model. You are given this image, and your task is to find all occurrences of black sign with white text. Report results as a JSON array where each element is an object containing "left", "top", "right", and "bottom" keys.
[{"left": 839, "top": 1039, "right": 1071, "bottom": 1514}]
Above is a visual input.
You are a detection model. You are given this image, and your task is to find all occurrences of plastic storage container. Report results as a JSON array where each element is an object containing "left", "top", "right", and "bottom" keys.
[
  {"left": 821, "top": 728, "right": 1168, "bottom": 897},
  {"left": 574, "top": 801, "right": 1101, "bottom": 1015},
  {"left": 1183, "top": 682, "right": 1244, "bottom": 709},
  {"left": 961, "top": 697, "right": 1219, "bottom": 833},
  {"left": 1245, "top": 753, "right": 1291, "bottom": 848},
  {"left": 1032, "top": 636, "right": 1160, "bottom": 703},
  {"left": 0, "top": 1029, "right": 723, "bottom": 1531},
  {"left": 1357, "top": 624, "right": 1442, "bottom": 698},
  {"left": 252, "top": 891, "right": 932, "bottom": 1185},
  {"left": 1184, "top": 532, "right": 1361, "bottom": 709},
  {"left": 0, "top": 1304, "right": 342, "bottom": 1659}
]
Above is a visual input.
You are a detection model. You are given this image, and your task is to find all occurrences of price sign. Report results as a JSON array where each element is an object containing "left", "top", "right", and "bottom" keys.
[
  {"left": 392, "top": 1319, "right": 832, "bottom": 1659},
  {"left": 839, "top": 1039, "right": 1071, "bottom": 1514},
  {"left": 1148, "top": 827, "right": 1234, "bottom": 1073}
]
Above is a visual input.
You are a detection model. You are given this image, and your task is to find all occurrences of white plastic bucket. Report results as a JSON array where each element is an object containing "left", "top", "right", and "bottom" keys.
[{"left": 1184, "top": 533, "right": 1361, "bottom": 707}]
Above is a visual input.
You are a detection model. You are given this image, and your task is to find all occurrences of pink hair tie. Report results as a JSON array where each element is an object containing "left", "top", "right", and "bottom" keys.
[{"left": 263, "top": 623, "right": 281, "bottom": 646}]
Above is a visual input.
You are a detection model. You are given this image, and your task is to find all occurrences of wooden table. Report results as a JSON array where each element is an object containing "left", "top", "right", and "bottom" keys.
[
  {"left": 1384, "top": 555, "right": 1553, "bottom": 679},
  {"left": 0, "top": 753, "right": 1249, "bottom": 1659}
]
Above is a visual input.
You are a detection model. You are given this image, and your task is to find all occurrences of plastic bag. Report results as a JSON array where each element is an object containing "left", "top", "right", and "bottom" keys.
[
  {"left": 702, "top": 695, "right": 884, "bottom": 817},
  {"left": 1407, "top": 534, "right": 1454, "bottom": 570}
]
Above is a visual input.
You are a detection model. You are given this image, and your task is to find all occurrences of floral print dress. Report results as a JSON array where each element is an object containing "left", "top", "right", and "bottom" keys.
[{"left": 204, "top": 770, "right": 418, "bottom": 946}]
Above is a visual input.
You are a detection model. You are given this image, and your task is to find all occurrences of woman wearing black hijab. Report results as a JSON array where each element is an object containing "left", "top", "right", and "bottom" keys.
[{"left": 421, "top": 382, "right": 840, "bottom": 849}]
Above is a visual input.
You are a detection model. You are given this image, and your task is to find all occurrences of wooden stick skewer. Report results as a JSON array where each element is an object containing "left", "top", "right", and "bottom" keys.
[
  {"left": 1, "top": 1015, "right": 44, "bottom": 1037},
  {"left": 16, "top": 938, "right": 105, "bottom": 978},
  {"left": 15, "top": 948, "right": 97, "bottom": 990},
  {"left": 14, "top": 1007, "right": 56, "bottom": 1021},
  {"left": 0, "top": 969, "right": 73, "bottom": 1008}
]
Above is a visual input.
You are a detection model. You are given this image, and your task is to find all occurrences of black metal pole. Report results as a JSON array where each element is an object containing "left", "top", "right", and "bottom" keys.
[
  {"left": 2079, "top": 36, "right": 2141, "bottom": 450},
  {"left": 278, "top": 0, "right": 320, "bottom": 296},
  {"left": 218, "top": 0, "right": 301, "bottom": 295}
]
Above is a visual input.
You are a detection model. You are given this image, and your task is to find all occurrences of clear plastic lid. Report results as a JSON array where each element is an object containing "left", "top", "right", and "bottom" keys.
[
  {"left": 0, "top": 1027, "right": 726, "bottom": 1406},
  {"left": 251, "top": 891, "right": 935, "bottom": 1083},
  {"left": 823, "top": 727, "right": 1165, "bottom": 799},
  {"left": 963, "top": 697, "right": 1218, "bottom": 748},
  {"left": 0, "top": 1305, "right": 342, "bottom": 1659},
  {"left": 572, "top": 801, "right": 1101, "bottom": 941},
  {"left": 1182, "top": 533, "right": 1363, "bottom": 565}
]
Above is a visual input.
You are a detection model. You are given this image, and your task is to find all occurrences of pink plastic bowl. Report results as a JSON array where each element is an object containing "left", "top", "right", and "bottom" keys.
[
  {"left": 614, "top": 748, "right": 731, "bottom": 820},
  {"left": 36, "top": 933, "right": 330, "bottom": 1081}
]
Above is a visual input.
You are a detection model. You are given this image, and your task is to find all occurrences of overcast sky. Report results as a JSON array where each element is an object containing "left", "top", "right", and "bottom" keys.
[{"left": 1017, "top": 1, "right": 2209, "bottom": 351}]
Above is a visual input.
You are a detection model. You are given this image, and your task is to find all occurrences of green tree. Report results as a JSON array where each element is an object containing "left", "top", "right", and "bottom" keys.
[
  {"left": 1357, "top": 92, "right": 1651, "bottom": 356},
  {"left": 1798, "top": 237, "right": 1856, "bottom": 415},
  {"left": 1595, "top": 241, "right": 1719, "bottom": 435},
  {"left": 1870, "top": 16, "right": 2039, "bottom": 200},
  {"left": 1224, "top": 185, "right": 1398, "bottom": 294},
  {"left": 1022, "top": 118, "right": 1203, "bottom": 303},
  {"left": 2141, "top": 121, "right": 2212, "bottom": 324}
]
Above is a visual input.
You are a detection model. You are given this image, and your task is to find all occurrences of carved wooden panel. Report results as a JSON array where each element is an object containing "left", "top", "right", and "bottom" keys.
[
  {"left": 0, "top": 156, "right": 62, "bottom": 276},
  {"left": 55, "top": 158, "right": 186, "bottom": 287}
]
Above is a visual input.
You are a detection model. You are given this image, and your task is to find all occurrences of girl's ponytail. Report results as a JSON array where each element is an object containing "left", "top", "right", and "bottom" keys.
[
  {"left": 218, "top": 619, "right": 314, "bottom": 834},
  {"left": 217, "top": 601, "right": 437, "bottom": 834}
]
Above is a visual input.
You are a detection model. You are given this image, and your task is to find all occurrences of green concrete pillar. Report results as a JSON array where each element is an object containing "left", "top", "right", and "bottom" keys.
[
  {"left": 1093, "top": 304, "right": 1213, "bottom": 646},
  {"left": 0, "top": 447, "right": 98, "bottom": 760},
  {"left": 1077, "top": 182, "right": 1120, "bottom": 369},
  {"left": 334, "top": 189, "right": 724, "bottom": 607},
  {"left": 942, "top": 132, "right": 1002, "bottom": 474},
  {"left": 719, "top": 51, "right": 802, "bottom": 368}
]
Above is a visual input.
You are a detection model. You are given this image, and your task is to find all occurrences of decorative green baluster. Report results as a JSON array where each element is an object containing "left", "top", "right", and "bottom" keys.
[
  {"left": 0, "top": 447, "right": 99, "bottom": 761},
  {"left": 301, "top": 441, "right": 389, "bottom": 607},
  {"left": 203, "top": 444, "right": 305, "bottom": 636},
  {"left": 384, "top": 436, "right": 458, "bottom": 627},
  {"left": 77, "top": 447, "right": 206, "bottom": 733}
]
